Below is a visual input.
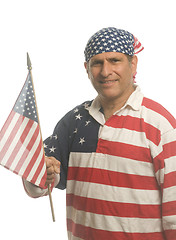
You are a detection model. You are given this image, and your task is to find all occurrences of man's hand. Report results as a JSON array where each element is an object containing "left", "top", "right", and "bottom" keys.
[{"left": 45, "top": 156, "right": 60, "bottom": 186}]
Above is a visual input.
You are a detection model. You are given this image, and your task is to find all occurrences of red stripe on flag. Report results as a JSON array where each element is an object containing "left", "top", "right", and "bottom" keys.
[
  {"left": 0, "top": 113, "right": 25, "bottom": 160},
  {"left": 13, "top": 125, "right": 40, "bottom": 174},
  {"left": 5, "top": 119, "right": 34, "bottom": 169},
  {"left": 67, "top": 194, "right": 161, "bottom": 218},
  {"left": 67, "top": 219, "right": 165, "bottom": 240},
  {"left": 0, "top": 110, "right": 16, "bottom": 142},
  {"left": 67, "top": 167, "right": 159, "bottom": 190},
  {"left": 22, "top": 138, "right": 43, "bottom": 180},
  {"left": 30, "top": 145, "right": 45, "bottom": 186},
  {"left": 96, "top": 139, "right": 152, "bottom": 163},
  {"left": 31, "top": 159, "right": 47, "bottom": 188}
]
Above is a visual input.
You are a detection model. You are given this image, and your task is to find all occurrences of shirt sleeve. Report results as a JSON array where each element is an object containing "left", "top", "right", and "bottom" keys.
[
  {"left": 43, "top": 110, "right": 75, "bottom": 190},
  {"left": 22, "top": 174, "right": 60, "bottom": 198},
  {"left": 153, "top": 128, "right": 176, "bottom": 239}
]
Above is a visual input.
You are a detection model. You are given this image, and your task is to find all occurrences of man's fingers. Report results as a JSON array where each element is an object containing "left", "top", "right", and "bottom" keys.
[
  {"left": 54, "top": 161, "right": 60, "bottom": 174},
  {"left": 47, "top": 165, "right": 55, "bottom": 175},
  {"left": 46, "top": 156, "right": 60, "bottom": 174},
  {"left": 46, "top": 173, "right": 55, "bottom": 180},
  {"left": 45, "top": 178, "right": 54, "bottom": 186},
  {"left": 45, "top": 156, "right": 60, "bottom": 186},
  {"left": 45, "top": 157, "right": 55, "bottom": 167}
]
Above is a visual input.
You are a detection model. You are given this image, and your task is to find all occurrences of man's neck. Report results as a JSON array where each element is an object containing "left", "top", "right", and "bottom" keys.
[
  {"left": 100, "top": 99, "right": 126, "bottom": 121},
  {"left": 99, "top": 88, "right": 135, "bottom": 121}
]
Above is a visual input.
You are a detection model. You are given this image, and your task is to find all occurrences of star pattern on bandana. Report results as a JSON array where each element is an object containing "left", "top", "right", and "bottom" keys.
[{"left": 84, "top": 27, "right": 135, "bottom": 62}]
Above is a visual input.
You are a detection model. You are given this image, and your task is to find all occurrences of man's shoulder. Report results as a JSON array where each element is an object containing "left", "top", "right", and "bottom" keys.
[
  {"left": 72, "top": 100, "right": 93, "bottom": 112},
  {"left": 141, "top": 97, "right": 176, "bottom": 129},
  {"left": 61, "top": 100, "right": 93, "bottom": 122}
]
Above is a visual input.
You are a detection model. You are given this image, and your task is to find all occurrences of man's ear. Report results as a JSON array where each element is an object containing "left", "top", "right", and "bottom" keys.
[
  {"left": 84, "top": 62, "right": 88, "bottom": 74},
  {"left": 131, "top": 55, "right": 138, "bottom": 76}
]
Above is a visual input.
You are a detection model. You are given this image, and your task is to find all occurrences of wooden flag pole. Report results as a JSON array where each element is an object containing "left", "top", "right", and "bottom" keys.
[{"left": 27, "top": 53, "right": 55, "bottom": 222}]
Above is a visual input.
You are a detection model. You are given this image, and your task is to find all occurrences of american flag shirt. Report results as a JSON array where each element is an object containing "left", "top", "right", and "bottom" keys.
[{"left": 44, "top": 86, "right": 176, "bottom": 240}]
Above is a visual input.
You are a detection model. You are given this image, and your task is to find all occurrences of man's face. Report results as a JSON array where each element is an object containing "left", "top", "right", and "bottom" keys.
[{"left": 85, "top": 52, "right": 138, "bottom": 103}]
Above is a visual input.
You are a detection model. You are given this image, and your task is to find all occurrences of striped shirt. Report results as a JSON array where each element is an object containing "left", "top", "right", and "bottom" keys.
[{"left": 44, "top": 86, "right": 176, "bottom": 240}]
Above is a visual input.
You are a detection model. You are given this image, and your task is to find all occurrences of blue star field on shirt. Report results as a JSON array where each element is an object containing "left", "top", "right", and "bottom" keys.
[{"left": 43, "top": 101, "right": 100, "bottom": 189}]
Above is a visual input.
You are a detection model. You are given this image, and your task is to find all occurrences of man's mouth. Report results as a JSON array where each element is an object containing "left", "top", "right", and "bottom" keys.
[{"left": 100, "top": 80, "right": 118, "bottom": 84}]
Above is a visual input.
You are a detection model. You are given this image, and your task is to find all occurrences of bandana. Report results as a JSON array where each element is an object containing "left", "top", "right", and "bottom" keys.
[{"left": 84, "top": 27, "right": 144, "bottom": 62}]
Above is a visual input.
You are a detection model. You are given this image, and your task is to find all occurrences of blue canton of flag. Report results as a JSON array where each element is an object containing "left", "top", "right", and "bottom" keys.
[{"left": 14, "top": 73, "right": 38, "bottom": 122}]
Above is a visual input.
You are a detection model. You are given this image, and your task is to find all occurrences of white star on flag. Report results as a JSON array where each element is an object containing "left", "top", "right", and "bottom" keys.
[
  {"left": 83, "top": 103, "right": 90, "bottom": 109},
  {"left": 75, "top": 114, "right": 83, "bottom": 120},
  {"left": 85, "top": 120, "right": 91, "bottom": 126},
  {"left": 79, "top": 137, "right": 85, "bottom": 145},
  {"left": 53, "top": 134, "right": 58, "bottom": 140},
  {"left": 43, "top": 143, "right": 48, "bottom": 148},
  {"left": 49, "top": 146, "right": 56, "bottom": 153},
  {"left": 74, "top": 108, "right": 79, "bottom": 113},
  {"left": 73, "top": 128, "right": 78, "bottom": 134}
]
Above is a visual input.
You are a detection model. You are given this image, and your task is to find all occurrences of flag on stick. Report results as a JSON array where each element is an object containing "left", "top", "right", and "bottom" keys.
[{"left": 0, "top": 55, "right": 47, "bottom": 189}]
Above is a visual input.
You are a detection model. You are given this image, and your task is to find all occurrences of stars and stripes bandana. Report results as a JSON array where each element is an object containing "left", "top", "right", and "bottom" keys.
[{"left": 84, "top": 27, "right": 144, "bottom": 62}]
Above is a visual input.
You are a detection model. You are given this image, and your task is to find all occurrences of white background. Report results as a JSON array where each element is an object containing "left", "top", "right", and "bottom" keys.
[{"left": 0, "top": 0, "right": 176, "bottom": 239}]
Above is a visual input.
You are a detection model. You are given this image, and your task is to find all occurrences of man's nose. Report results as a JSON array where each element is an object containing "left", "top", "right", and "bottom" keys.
[{"left": 100, "top": 61, "right": 112, "bottom": 77}]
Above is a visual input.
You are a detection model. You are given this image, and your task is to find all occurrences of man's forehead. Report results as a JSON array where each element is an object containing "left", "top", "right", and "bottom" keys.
[{"left": 90, "top": 52, "right": 125, "bottom": 61}]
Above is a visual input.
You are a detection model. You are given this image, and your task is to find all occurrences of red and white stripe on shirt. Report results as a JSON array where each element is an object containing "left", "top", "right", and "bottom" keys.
[{"left": 66, "top": 87, "right": 176, "bottom": 240}]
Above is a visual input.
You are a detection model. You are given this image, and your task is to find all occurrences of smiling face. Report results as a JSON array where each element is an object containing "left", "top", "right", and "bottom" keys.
[{"left": 85, "top": 52, "right": 138, "bottom": 105}]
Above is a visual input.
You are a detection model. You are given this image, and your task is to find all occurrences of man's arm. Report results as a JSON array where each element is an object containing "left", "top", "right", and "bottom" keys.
[{"left": 153, "top": 129, "right": 176, "bottom": 239}]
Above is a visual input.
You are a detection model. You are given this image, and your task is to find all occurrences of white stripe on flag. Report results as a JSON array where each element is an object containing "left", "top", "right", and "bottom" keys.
[
  {"left": 35, "top": 163, "right": 47, "bottom": 186},
  {"left": 10, "top": 121, "right": 38, "bottom": 171},
  {"left": 0, "top": 115, "right": 29, "bottom": 166},
  {"left": 18, "top": 130, "right": 41, "bottom": 176},
  {"left": 26, "top": 146, "right": 44, "bottom": 182},
  {"left": 0, "top": 112, "right": 20, "bottom": 152}
]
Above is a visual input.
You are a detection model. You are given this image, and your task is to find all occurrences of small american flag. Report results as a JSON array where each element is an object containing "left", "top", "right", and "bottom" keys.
[{"left": 0, "top": 72, "right": 47, "bottom": 188}]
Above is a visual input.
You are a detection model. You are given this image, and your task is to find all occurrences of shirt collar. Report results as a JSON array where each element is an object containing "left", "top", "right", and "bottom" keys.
[
  {"left": 88, "top": 85, "right": 144, "bottom": 125},
  {"left": 88, "top": 96, "right": 105, "bottom": 125},
  {"left": 124, "top": 85, "right": 144, "bottom": 111}
]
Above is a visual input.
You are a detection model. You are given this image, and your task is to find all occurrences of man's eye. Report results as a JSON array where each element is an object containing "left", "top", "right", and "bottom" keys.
[{"left": 111, "top": 58, "right": 119, "bottom": 63}]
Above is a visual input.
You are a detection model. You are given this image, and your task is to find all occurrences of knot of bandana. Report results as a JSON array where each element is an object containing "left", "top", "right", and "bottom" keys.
[{"left": 84, "top": 27, "right": 144, "bottom": 62}]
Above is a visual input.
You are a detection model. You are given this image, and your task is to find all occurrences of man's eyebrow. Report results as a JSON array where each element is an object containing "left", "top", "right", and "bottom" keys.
[
  {"left": 90, "top": 59, "right": 103, "bottom": 65},
  {"left": 108, "top": 56, "right": 121, "bottom": 61}
]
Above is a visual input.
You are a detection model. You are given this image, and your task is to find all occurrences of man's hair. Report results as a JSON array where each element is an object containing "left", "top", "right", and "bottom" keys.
[{"left": 126, "top": 54, "right": 133, "bottom": 63}]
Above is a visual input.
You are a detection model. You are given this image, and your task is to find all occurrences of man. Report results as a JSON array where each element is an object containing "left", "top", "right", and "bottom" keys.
[{"left": 23, "top": 27, "right": 176, "bottom": 239}]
